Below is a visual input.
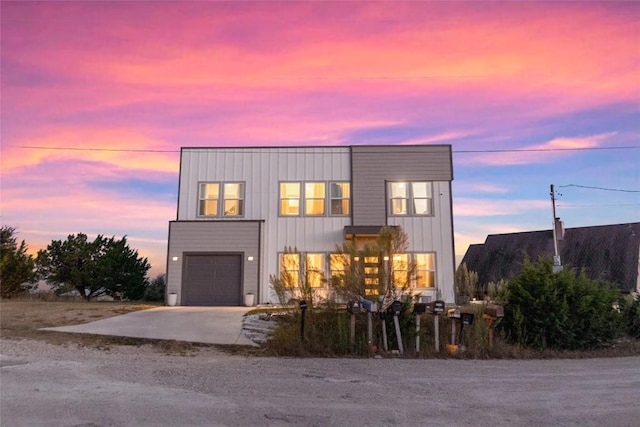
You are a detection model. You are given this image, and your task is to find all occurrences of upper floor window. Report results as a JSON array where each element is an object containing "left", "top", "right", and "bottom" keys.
[
  {"left": 198, "top": 182, "right": 244, "bottom": 217},
  {"left": 280, "top": 182, "right": 301, "bottom": 216},
  {"left": 330, "top": 182, "right": 350, "bottom": 215},
  {"left": 388, "top": 181, "right": 433, "bottom": 216},
  {"left": 305, "top": 182, "right": 325, "bottom": 216},
  {"left": 280, "top": 181, "right": 350, "bottom": 217}
]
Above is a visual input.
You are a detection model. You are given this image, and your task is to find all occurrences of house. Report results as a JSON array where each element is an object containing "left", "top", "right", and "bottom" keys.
[
  {"left": 461, "top": 222, "right": 640, "bottom": 294},
  {"left": 166, "top": 145, "right": 456, "bottom": 306}
]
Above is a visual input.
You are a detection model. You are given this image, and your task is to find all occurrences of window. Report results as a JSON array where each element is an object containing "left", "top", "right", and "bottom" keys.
[
  {"left": 329, "top": 253, "right": 349, "bottom": 286},
  {"left": 198, "top": 182, "right": 244, "bottom": 217},
  {"left": 392, "top": 254, "right": 409, "bottom": 287},
  {"left": 388, "top": 181, "right": 433, "bottom": 216},
  {"left": 280, "top": 182, "right": 301, "bottom": 216},
  {"left": 415, "top": 253, "right": 436, "bottom": 287},
  {"left": 306, "top": 253, "right": 325, "bottom": 288},
  {"left": 198, "top": 183, "right": 220, "bottom": 216},
  {"left": 223, "top": 183, "right": 244, "bottom": 216},
  {"left": 305, "top": 182, "right": 325, "bottom": 216},
  {"left": 279, "top": 253, "right": 300, "bottom": 287},
  {"left": 330, "top": 182, "right": 350, "bottom": 215}
]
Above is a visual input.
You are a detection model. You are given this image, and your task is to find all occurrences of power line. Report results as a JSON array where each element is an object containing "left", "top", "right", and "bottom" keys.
[
  {"left": 558, "top": 204, "right": 640, "bottom": 207},
  {"left": 12, "top": 145, "right": 640, "bottom": 154},
  {"left": 558, "top": 184, "right": 640, "bottom": 193}
]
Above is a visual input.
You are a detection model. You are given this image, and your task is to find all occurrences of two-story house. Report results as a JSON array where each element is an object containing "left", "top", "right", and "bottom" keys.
[{"left": 166, "top": 145, "right": 456, "bottom": 306}]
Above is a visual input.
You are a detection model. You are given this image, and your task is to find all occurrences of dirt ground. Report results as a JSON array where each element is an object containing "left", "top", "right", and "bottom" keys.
[{"left": 2, "top": 338, "right": 639, "bottom": 426}]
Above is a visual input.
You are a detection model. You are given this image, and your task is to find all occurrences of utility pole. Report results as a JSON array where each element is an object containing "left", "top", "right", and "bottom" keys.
[{"left": 550, "top": 184, "right": 562, "bottom": 273}]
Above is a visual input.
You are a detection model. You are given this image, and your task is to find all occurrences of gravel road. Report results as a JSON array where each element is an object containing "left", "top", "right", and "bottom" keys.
[{"left": 1, "top": 338, "right": 639, "bottom": 427}]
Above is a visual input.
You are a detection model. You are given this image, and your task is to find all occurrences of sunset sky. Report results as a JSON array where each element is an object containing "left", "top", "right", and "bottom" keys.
[{"left": 1, "top": 1, "right": 639, "bottom": 277}]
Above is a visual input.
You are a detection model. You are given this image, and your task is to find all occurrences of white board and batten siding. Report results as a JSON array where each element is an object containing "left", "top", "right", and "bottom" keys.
[{"left": 175, "top": 147, "right": 352, "bottom": 303}]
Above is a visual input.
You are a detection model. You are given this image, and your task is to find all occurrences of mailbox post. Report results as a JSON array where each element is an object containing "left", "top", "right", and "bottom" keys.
[
  {"left": 390, "top": 300, "right": 404, "bottom": 355},
  {"left": 347, "top": 301, "right": 361, "bottom": 345},
  {"left": 447, "top": 308, "right": 461, "bottom": 355},
  {"left": 413, "top": 303, "right": 428, "bottom": 353},
  {"left": 483, "top": 304, "right": 504, "bottom": 349},
  {"left": 299, "top": 300, "right": 308, "bottom": 342},
  {"left": 430, "top": 300, "right": 445, "bottom": 352}
]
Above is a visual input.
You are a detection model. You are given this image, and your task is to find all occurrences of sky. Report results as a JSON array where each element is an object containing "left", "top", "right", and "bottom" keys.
[{"left": 1, "top": 1, "right": 639, "bottom": 278}]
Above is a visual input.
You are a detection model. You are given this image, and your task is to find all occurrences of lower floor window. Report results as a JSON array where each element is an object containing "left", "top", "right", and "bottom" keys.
[{"left": 279, "top": 251, "right": 436, "bottom": 290}]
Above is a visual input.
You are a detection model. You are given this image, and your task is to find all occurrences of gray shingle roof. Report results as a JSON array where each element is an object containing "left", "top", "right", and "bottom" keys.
[{"left": 461, "top": 222, "right": 640, "bottom": 293}]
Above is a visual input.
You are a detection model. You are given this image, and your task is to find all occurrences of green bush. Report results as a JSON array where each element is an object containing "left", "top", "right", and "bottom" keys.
[
  {"left": 498, "top": 258, "right": 622, "bottom": 350},
  {"left": 620, "top": 294, "right": 640, "bottom": 339}
]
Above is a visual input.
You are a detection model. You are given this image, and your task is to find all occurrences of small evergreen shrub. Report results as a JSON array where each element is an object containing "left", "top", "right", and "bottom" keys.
[{"left": 498, "top": 258, "right": 623, "bottom": 350}]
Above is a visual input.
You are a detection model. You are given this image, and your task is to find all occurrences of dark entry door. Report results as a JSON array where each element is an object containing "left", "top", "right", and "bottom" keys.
[{"left": 184, "top": 254, "right": 242, "bottom": 306}]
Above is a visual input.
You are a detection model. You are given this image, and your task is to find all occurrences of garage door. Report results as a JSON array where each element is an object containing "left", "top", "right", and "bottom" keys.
[{"left": 184, "top": 254, "right": 242, "bottom": 306}]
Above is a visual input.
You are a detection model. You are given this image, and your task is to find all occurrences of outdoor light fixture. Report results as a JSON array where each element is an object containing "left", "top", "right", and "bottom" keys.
[
  {"left": 383, "top": 256, "right": 390, "bottom": 261},
  {"left": 354, "top": 256, "right": 360, "bottom": 262},
  {"left": 171, "top": 256, "right": 179, "bottom": 262},
  {"left": 247, "top": 256, "right": 254, "bottom": 261}
]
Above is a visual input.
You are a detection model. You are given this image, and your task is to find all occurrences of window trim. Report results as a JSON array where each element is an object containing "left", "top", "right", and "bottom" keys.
[
  {"left": 222, "top": 182, "right": 245, "bottom": 217},
  {"left": 197, "top": 181, "right": 221, "bottom": 217},
  {"left": 197, "top": 181, "right": 246, "bottom": 218},
  {"left": 279, "top": 181, "right": 351, "bottom": 217},
  {"left": 329, "top": 181, "right": 351, "bottom": 216},
  {"left": 388, "top": 181, "right": 434, "bottom": 217}
]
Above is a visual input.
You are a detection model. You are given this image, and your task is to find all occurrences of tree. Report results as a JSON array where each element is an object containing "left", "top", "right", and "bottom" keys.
[
  {"left": 36, "top": 233, "right": 151, "bottom": 301},
  {"left": 0, "top": 226, "right": 38, "bottom": 298},
  {"left": 144, "top": 273, "right": 166, "bottom": 302},
  {"left": 498, "top": 258, "right": 622, "bottom": 350}
]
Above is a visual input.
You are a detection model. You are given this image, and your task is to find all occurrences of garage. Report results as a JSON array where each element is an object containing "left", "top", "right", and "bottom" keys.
[{"left": 183, "top": 254, "right": 242, "bottom": 306}]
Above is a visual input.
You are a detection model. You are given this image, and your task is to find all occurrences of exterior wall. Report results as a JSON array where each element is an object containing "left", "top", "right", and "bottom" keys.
[
  {"left": 351, "top": 145, "right": 453, "bottom": 226},
  {"left": 170, "top": 145, "right": 456, "bottom": 305},
  {"left": 176, "top": 147, "right": 352, "bottom": 303},
  {"left": 387, "top": 181, "right": 456, "bottom": 303},
  {"left": 166, "top": 221, "right": 263, "bottom": 305}
]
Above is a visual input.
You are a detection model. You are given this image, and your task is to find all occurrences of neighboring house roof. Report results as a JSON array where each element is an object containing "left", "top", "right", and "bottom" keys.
[{"left": 461, "top": 222, "right": 640, "bottom": 293}]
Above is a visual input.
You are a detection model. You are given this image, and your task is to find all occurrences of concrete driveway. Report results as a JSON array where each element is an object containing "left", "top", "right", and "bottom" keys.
[{"left": 41, "top": 306, "right": 258, "bottom": 346}]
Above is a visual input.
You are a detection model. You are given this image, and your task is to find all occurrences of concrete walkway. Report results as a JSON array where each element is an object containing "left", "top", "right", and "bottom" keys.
[{"left": 41, "top": 306, "right": 258, "bottom": 346}]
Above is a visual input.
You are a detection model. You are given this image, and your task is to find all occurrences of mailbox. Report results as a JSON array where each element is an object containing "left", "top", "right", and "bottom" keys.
[
  {"left": 485, "top": 304, "right": 504, "bottom": 318},
  {"left": 447, "top": 308, "right": 461, "bottom": 318},
  {"left": 413, "top": 303, "right": 428, "bottom": 314},
  {"left": 361, "top": 299, "right": 378, "bottom": 313},
  {"left": 347, "top": 300, "right": 361, "bottom": 314},
  {"left": 461, "top": 312, "right": 474, "bottom": 325},
  {"left": 430, "top": 300, "right": 445, "bottom": 315},
  {"left": 390, "top": 300, "right": 403, "bottom": 316},
  {"left": 299, "top": 300, "right": 308, "bottom": 310}
]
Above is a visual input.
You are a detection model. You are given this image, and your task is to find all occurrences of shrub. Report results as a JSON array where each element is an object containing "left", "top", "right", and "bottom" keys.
[
  {"left": 620, "top": 294, "right": 640, "bottom": 339},
  {"left": 498, "top": 258, "right": 622, "bottom": 350}
]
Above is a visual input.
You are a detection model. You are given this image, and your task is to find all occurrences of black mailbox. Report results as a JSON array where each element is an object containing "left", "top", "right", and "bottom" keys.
[
  {"left": 299, "top": 300, "right": 308, "bottom": 310},
  {"left": 461, "top": 312, "right": 474, "bottom": 325},
  {"left": 430, "top": 300, "right": 445, "bottom": 315},
  {"left": 390, "top": 300, "right": 402, "bottom": 316},
  {"left": 347, "top": 300, "right": 361, "bottom": 314},
  {"left": 413, "top": 303, "right": 428, "bottom": 314}
]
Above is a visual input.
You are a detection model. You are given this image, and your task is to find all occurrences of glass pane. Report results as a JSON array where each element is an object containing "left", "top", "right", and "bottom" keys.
[
  {"left": 224, "top": 183, "right": 242, "bottom": 198},
  {"left": 281, "top": 199, "right": 300, "bottom": 215},
  {"left": 280, "top": 182, "right": 300, "bottom": 198},
  {"left": 199, "top": 183, "right": 219, "bottom": 199},
  {"left": 364, "top": 257, "right": 378, "bottom": 264},
  {"left": 330, "top": 254, "right": 348, "bottom": 272},
  {"left": 305, "top": 199, "right": 325, "bottom": 215},
  {"left": 390, "top": 182, "right": 407, "bottom": 198},
  {"left": 392, "top": 254, "right": 408, "bottom": 271},
  {"left": 331, "top": 182, "right": 350, "bottom": 198},
  {"left": 416, "top": 271, "right": 435, "bottom": 287},
  {"left": 306, "top": 254, "right": 324, "bottom": 271},
  {"left": 224, "top": 200, "right": 243, "bottom": 216},
  {"left": 199, "top": 200, "right": 218, "bottom": 216},
  {"left": 416, "top": 253, "right": 435, "bottom": 270},
  {"left": 391, "top": 199, "right": 407, "bottom": 215},
  {"left": 280, "top": 253, "right": 300, "bottom": 288},
  {"left": 305, "top": 182, "right": 325, "bottom": 198},
  {"left": 331, "top": 199, "right": 349, "bottom": 215},
  {"left": 393, "top": 271, "right": 408, "bottom": 287},
  {"left": 414, "top": 199, "right": 431, "bottom": 215},
  {"left": 412, "top": 182, "right": 430, "bottom": 198}
]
